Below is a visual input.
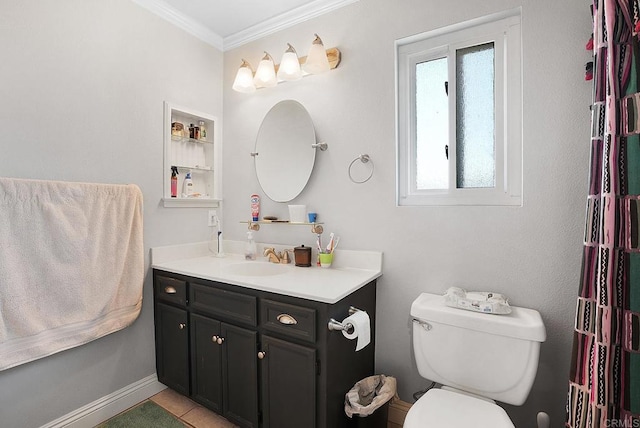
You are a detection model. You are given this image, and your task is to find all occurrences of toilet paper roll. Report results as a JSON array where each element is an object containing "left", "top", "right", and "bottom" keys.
[{"left": 341, "top": 310, "right": 371, "bottom": 351}]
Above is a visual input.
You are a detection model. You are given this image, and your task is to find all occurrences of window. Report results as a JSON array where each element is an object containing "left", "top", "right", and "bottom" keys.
[{"left": 396, "top": 10, "right": 522, "bottom": 206}]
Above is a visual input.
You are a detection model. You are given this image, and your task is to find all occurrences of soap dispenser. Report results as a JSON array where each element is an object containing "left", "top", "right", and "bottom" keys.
[{"left": 245, "top": 231, "right": 257, "bottom": 260}]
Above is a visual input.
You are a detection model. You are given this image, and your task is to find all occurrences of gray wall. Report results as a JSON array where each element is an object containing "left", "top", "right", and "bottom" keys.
[
  {"left": 222, "top": 0, "right": 590, "bottom": 426},
  {"left": 0, "top": 1, "right": 222, "bottom": 427}
]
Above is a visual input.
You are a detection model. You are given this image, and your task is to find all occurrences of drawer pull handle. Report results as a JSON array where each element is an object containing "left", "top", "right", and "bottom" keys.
[
  {"left": 277, "top": 314, "right": 298, "bottom": 325},
  {"left": 258, "top": 351, "right": 266, "bottom": 359},
  {"left": 178, "top": 323, "right": 186, "bottom": 330},
  {"left": 212, "top": 335, "right": 224, "bottom": 345},
  {"left": 164, "top": 286, "right": 177, "bottom": 294}
]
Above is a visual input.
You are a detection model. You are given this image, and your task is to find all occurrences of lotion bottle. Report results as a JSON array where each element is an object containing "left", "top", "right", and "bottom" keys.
[
  {"left": 245, "top": 231, "right": 257, "bottom": 260},
  {"left": 183, "top": 171, "right": 193, "bottom": 197},
  {"left": 198, "top": 120, "right": 207, "bottom": 141}
]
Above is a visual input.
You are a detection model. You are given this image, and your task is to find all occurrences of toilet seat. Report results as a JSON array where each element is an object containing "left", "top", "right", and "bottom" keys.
[{"left": 403, "top": 388, "right": 515, "bottom": 428}]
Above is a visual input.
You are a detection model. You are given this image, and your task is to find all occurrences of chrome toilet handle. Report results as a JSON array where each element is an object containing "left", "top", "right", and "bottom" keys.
[{"left": 412, "top": 318, "right": 432, "bottom": 331}]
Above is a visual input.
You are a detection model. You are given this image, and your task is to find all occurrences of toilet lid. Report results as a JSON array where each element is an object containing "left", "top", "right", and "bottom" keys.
[{"left": 404, "top": 389, "right": 515, "bottom": 428}]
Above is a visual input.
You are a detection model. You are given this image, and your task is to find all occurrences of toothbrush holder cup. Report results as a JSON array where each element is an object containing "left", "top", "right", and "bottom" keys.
[{"left": 319, "top": 253, "right": 333, "bottom": 268}]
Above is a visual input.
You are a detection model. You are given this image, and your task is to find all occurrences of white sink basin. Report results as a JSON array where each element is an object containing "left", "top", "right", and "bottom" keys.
[{"left": 222, "top": 262, "right": 290, "bottom": 277}]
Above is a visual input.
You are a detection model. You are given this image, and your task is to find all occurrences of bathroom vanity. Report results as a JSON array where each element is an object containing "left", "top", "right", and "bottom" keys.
[{"left": 151, "top": 243, "right": 382, "bottom": 428}]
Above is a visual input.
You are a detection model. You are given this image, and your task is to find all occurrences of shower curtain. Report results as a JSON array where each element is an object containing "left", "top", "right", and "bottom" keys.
[{"left": 566, "top": 1, "right": 640, "bottom": 427}]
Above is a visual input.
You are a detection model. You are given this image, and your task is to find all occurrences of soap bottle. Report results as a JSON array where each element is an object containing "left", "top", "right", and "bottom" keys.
[
  {"left": 199, "top": 120, "right": 207, "bottom": 141},
  {"left": 183, "top": 171, "right": 193, "bottom": 197},
  {"left": 245, "top": 231, "right": 257, "bottom": 260}
]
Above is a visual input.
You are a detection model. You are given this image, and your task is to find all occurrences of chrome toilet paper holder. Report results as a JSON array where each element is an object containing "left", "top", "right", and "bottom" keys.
[{"left": 327, "top": 306, "right": 361, "bottom": 332}]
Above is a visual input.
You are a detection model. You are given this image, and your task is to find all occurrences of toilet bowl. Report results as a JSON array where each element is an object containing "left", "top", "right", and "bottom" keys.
[
  {"left": 404, "top": 388, "right": 513, "bottom": 428},
  {"left": 404, "top": 292, "right": 546, "bottom": 427}
]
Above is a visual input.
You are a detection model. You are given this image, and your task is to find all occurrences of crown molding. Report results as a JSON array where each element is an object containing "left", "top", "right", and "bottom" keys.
[
  {"left": 132, "top": 0, "right": 358, "bottom": 52},
  {"left": 223, "top": 0, "right": 359, "bottom": 51},
  {"left": 132, "top": 0, "right": 224, "bottom": 51}
]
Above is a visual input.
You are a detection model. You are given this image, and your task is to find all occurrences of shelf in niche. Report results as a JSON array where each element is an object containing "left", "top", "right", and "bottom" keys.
[
  {"left": 163, "top": 101, "right": 220, "bottom": 207},
  {"left": 163, "top": 197, "right": 221, "bottom": 208},
  {"left": 171, "top": 135, "right": 213, "bottom": 145},
  {"left": 172, "top": 164, "right": 213, "bottom": 172}
]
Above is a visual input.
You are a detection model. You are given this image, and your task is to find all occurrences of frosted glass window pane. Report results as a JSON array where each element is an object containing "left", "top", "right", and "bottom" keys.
[
  {"left": 415, "top": 57, "right": 448, "bottom": 190},
  {"left": 456, "top": 43, "right": 495, "bottom": 188}
]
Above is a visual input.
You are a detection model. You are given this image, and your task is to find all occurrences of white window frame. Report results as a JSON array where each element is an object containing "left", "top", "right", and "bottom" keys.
[{"left": 396, "top": 10, "right": 522, "bottom": 206}]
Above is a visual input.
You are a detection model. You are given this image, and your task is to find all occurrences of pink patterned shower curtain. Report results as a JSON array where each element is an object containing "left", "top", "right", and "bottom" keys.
[{"left": 566, "top": 1, "right": 640, "bottom": 427}]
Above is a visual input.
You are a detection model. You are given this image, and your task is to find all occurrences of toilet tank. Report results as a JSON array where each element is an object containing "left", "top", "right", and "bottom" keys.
[{"left": 410, "top": 293, "right": 546, "bottom": 406}]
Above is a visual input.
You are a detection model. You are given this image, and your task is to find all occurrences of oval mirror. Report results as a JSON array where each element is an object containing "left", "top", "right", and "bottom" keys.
[{"left": 254, "top": 100, "right": 316, "bottom": 202}]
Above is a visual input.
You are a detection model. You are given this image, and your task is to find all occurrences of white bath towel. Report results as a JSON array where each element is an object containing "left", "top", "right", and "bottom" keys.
[{"left": 0, "top": 177, "right": 144, "bottom": 371}]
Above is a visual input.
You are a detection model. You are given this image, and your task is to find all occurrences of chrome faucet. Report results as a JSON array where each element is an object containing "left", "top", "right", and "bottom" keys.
[{"left": 263, "top": 248, "right": 292, "bottom": 264}]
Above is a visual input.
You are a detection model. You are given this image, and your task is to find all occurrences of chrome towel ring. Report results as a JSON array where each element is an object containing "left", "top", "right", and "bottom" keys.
[{"left": 348, "top": 154, "right": 374, "bottom": 184}]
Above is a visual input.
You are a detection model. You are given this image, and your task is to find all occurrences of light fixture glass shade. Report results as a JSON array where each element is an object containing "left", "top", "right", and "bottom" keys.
[
  {"left": 303, "top": 34, "right": 330, "bottom": 74},
  {"left": 277, "top": 44, "right": 302, "bottom": 81},
  {"left": 232, "top": 59, "right": 256, "bottom": 93},
  {"left": 254, "top": 52, "right": 277, "bottom": 88}
]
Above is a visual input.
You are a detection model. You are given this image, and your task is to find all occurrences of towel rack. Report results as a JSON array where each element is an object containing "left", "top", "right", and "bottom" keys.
[
  {"left": 348, "top": 154, "right": 374, "bottom": 184},
  {"left": 327, "top": 306, "right": 361, "bottom": 332}
]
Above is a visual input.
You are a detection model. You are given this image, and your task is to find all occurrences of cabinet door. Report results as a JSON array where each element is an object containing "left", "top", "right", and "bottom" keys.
[
  {"left": 191, "top": 314, "right": 223, "bottom": 412},
  {"left": 222, "top": 323, "right": 259, "bottom": 428},
  {"left": 155, "top": 302, "right": 189, "bottom": 395},
  {"left": 260, "top": 335, "right": 316, "bottom": 428}
]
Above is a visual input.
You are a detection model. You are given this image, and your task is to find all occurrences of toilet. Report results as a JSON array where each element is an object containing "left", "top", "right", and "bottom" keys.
[{"left": 404, "top": 292, "right": 546, "bottom": 427}]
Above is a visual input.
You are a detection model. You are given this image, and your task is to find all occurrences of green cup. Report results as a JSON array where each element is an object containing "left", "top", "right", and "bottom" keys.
[{"left": 319, "top": 253, "right": 333, "bottom": 268}]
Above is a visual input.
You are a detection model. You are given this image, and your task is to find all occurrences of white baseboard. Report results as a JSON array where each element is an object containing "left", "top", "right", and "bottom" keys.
[{"left": 40, "top": 374, "right": 166, "bottom": 428}]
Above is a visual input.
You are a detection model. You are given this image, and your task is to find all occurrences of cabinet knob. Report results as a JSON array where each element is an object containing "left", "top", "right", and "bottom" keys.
[
  {"left": 212, "top": 335, "right": 224, "bottom": 345},
  {"left": 178, "top": 323, "right": 186, "bottom": 330},
  {"left": 164, "top": 286, "right": 177, "bottom": 294},
  {"left": 276, "top": 313, "right": 298, "bottom": 325},
  {"left": 258, "top": 351, "right": 266, "bottom": 360}
]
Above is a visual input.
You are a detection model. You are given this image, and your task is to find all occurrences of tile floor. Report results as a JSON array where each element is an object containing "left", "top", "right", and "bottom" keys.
[{"left": 148, "top": 388, "right": 239, "bottom": 428}]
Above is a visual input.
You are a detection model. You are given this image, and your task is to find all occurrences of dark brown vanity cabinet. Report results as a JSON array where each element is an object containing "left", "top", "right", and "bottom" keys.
[
  {"left": 154, "top": 276, "right": 189, "bottom": 396},
  {"left": 190, "top": 314, "right": 259, "bottom": 427},
  {"left": 260, "top": 334, "right": 316, "bottom": 428},
  {"left": 153, "top": 269, "right": 376, "bottom": 428}
]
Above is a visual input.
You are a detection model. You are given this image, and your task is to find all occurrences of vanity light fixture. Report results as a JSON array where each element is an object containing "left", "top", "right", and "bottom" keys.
[
  {"left": 277, "top": 44, "right": 302, "bottom": 81},
  {"left": 254, "top": 52, "right": 277, "bottom": 88},
  {"left": 303, "top": 34, "right": 330, "bottom": 74},
  {"left": 232, "top": 59, "right": 256, "bottom": 93},
  {"left": 231, "top": 34, "right": 341, "bottom": 93}
]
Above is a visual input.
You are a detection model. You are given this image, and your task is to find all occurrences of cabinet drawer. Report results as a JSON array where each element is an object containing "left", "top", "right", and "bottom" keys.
[
  {"left": 261, "top": 300, "right": 316, "bottom": 344},
  {"left": 155, "top": 275, "right": 187, "bottom": 307},
  {"left": 190, "top": 282, "right": 257, "bottom": 327}
]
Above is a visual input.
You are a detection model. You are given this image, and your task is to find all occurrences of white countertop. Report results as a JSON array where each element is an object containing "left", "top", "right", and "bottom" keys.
[{"left": 151, "top": 242, "right": 383, "bottom": 304}]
